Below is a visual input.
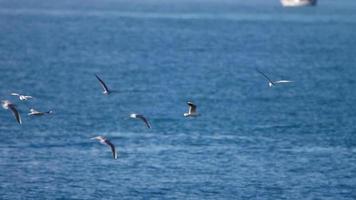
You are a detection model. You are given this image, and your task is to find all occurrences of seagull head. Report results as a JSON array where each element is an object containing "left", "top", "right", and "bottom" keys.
[{"left": 1, "top": 100, "right": 11, "bottom": 108}]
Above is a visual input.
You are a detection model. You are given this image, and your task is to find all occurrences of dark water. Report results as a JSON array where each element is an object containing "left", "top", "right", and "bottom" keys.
[{"left": 1, "top": 0, "right": 356, "bottom": 199}]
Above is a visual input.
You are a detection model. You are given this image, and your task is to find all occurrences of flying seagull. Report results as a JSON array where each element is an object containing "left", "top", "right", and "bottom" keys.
[
  {"left": 1, "top": 100, "right": 22, "bottom": 124},
  {"left": 28, "top": 108, "right": 53, "bottom": 116},
  {"left": 91, "top": 136, "right": 118, "bottom": 159},
  {"left": 184, "top": 101, "right": 199, "bottom": 117},
  {"left": 11, "top": 93, "right": 33, "bottom": 101},
  {"left": 95, "top": 74, "right": 111, "bottom": 95},
  {"left": 256, "top": 69, "right": 293, "bottom": 87},
  {"left": 130, "top": 113, "right": 151, "bottom": 128}
]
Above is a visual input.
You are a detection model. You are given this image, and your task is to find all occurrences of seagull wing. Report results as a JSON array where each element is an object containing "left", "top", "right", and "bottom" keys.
[
  {"left": 137, "top": 115, "right": 151, "bottom": 128},
  {"left": 8, "top": 104, "right": 22, "bottom": 124},
  {"left": 10, "top": 93, "right": 20, "bottom": 96},
  {"left": 274, "top": 80, "right": 293, "bottom": 84},
  {"left": 105, "top": 140, "right": 118, "bottom": 159},
  {"left": 187, "top": 102, "right": 197, "bottom": 113},
  {"left": 256, "top": 69, "right": 274, "bottom": 84},
  {"left": 95, "top": 74, "right": 110, "bottom": 94},
  {"left": 91, "top": 136, "right": 103, "bottom": 141}
]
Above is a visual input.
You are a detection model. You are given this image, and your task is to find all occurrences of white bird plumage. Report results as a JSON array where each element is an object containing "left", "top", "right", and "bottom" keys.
[
  {"left": 91, "top": 136, "right": 118, "bottom": 159},
  {"left": 11, "top": 93, "right": 33, "bottom": 101},
  {"left": 28, "top": 108, "right": 53, "bottom": 116},
  {"left": 1, "top": 100, "right": 22, "bottom": 124},
  {"left": 256, "top": 69, "right": 293, "bottom": 87},
  {"left": 130, "top": 113, "right": 151, "bottom": 128},
  {"left": 184, "top": 102, "right": 199, "bottom": 117}
]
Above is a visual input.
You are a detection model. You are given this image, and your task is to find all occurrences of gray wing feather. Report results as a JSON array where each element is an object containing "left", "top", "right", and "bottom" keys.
[
  {"left": 105, "top": 140, "right": 117, "bottom": 159},
  {"left": 95, "top": 74, "right": 110, "bottom": 93},
  {"left": 187, "top": 102, "right": 196, "bottom": 113},
  {"left": 137, "top": 115, "right": 151, "bottom": 128},
  {"left": 9, "top": 104, "right": 22, "bottom": 124},
  {"left": 256, "top": 69, "right": 274, "bottom": 84}
]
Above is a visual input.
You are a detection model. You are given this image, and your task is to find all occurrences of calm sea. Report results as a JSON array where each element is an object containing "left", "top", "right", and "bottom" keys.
[{"left": 1, "top": 0, "right": 356, "bottom": 199}]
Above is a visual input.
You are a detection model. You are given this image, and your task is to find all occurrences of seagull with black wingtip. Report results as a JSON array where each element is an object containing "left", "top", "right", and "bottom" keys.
[
  {"left": 28, "top": 108, "right": 53, "bottom": 116},
  {"left": 256, "top": 69, "right": 293, "bottom": 87},
  {"left": 91, "top": 136, "right": 118, "bottom": 159},
  {"left": 11, "top": 93, "right": 33, "bottom": 101},
  {"left": 95, "top": 74, "right": 111, "bottom": 95},
  {"left": 1, "top": 100, "right": 22, "bottom": 124},
  {"left": 130, "top": 113, "right": 151, "bottom": 128},
  {"left": 184, "top": 101, "right": 199, "bottom": 117}
]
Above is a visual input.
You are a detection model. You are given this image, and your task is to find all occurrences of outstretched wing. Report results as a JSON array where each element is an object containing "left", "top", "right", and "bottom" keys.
[
  {"left": 256, "top": 69, "right": 274, "bottom": 84},
  {"left": 274, "top": 80, "right": 293, "bottom": 84},
  {"left": 8, "top": 104, "right": 22, "bottom": 124},
  {"left": 10, "top": 93, "right": 20, "bottom": 96},
  {"left": 105, "top": 140, "right": 118, "bottom": 159},
  {"left": 24, "top": 95, "right": 33, "bottom": 99},
  {"left": 95, "top": 74, "right": 110, "bottom": 94},
  {"left": 137, "top": 115, "right": 151, "bottom": 128},
  {"left": 187, "top": 102, "right": 197, "bottom": 113}
]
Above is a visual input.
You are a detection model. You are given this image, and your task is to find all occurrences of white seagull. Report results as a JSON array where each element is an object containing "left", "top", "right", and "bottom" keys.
[
  {"left": 28, "top": 108, "right": 53, "bottom": 116},
  {"left": 130, "top": 113, "right": 151, "bottom": 128},
  {"left": 256, "top": 69, "right": 293, "bottom": 87},
  {"left": 1, "top": 100, "right": 22, "bottom": 124},
  {"left": 11, "top": 93, "right": 33, "bottom": 101},
  {"left": 91, "top": 136, "right": 118, "bottom": 159},
  {"left": 184, "top": 102, "right": 199, "bottom": 117},
  {"left": 95, "top": 74, "right": 111, "bottom": 95}
]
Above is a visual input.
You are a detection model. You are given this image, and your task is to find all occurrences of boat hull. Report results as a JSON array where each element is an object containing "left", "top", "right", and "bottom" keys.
[{"left": 281, "top": 0, "right": 317, "bottom": 7}]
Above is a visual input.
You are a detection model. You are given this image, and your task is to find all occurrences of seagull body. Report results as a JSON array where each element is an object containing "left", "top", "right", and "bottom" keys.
[
  {"left": 256, "top": 69, "right": 293, "bottom": 87},
  {"left": 91, "top": 136, "right": 118, "bottom": 159},
  {"left": 95, "top": 74, "right": 111, "bottom": 95},
  {"left": 11, "top": 93, "right": 33, "bottom": 101},
  {"left": 130, "top": 113, "right": 151, "bottom": 128},
  {"left": 1, "top": 100, "right": 22, "bottom": 124},
  {"left": 184, "top": 102, "right": 199, "bottom": 117},
  {"left": 28, "top": 108, "right": 53, "bottom": 116}
]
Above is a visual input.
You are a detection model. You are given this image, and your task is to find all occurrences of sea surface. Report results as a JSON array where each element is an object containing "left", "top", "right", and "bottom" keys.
[{"left": 1, "top": 0, "right": 356, "bottom": 199}]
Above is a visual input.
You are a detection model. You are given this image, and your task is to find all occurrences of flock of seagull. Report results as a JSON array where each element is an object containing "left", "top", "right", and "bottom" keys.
[{"left": 1, "top": 70, "right": 292, "bottom": 159}]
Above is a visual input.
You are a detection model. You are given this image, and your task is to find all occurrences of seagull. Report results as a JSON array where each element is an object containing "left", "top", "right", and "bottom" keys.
[
  {"left": 256, "top": 69, "right": 293, "bottom": 87},
  {"left": 184, "top": 101, "right": 199, "bottom": 117},
  {"left": 91, "top": 136, "right": 118, "bottom": 159},
  {"left": 11, "top": 93, "right": 33, "bottom": 101},
  {"left": 1, "top": 100, "right": 22, "bottom": 124},
  {"left": 95, "top": 74, "right": 111, "bottom": 95},
  {"left": 130, "top": 113, "right": 151, "bottom": 128},
  {"left": 28, "top": 108, "right": 53, "bottom": 116}
]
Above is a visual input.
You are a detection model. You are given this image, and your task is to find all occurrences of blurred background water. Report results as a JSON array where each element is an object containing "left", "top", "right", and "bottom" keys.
[{"left": 0, "top": 0, "right": 356, "bottom": 199}]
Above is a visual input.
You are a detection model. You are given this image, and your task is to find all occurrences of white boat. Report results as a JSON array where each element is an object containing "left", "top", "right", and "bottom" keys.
[{"left": 281, "top": 0, "right": 317, "bottom": 7}]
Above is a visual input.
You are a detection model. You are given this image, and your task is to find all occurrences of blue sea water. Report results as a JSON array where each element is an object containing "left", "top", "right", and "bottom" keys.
[{"left": 1, "top": 0, "right": 356, "bottom": 199}]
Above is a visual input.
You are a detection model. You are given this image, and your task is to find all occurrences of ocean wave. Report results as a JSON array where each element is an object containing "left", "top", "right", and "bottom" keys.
[{"left": 0, "top": 8, "right": 355, "bottom": 23}]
